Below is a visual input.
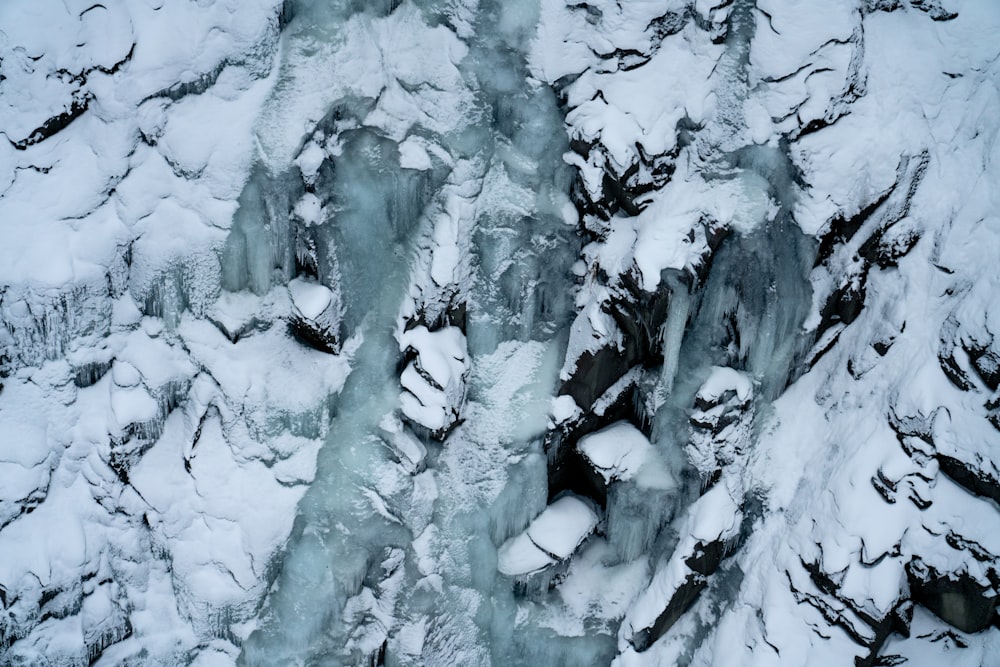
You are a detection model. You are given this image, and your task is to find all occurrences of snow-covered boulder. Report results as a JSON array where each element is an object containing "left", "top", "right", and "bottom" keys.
[
  {"left": 497, "top": 494, "right": 599, "bottom": 588},
  {"left": 288, "top": 277, "right": 342, "bottom": 353},
  {"left": 398, "top": 325, "right": 469, "bottom": 438},
  {"left": 577, "top": 421, "right": 654, "bottom": 485}
]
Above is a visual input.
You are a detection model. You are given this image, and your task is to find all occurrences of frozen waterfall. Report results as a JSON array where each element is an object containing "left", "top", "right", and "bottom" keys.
[{"left": 3, "top": 0, "right": 999, "bottom": 665}]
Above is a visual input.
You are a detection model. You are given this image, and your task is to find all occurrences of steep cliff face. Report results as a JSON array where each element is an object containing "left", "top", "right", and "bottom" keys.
[
  {"left": 532, "top": 1, "right": 1000, "bottom": 665},
  {"left": 0, "top": 0, "right": 997, "bottom": 665}
]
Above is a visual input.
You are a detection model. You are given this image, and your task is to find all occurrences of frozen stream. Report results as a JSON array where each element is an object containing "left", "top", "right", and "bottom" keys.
[
  {"left": 237, "top": 1, "right": 584, "bottom": 664},
  {"left": 236, "top": 0, "right": 816, "bottom": 664}
]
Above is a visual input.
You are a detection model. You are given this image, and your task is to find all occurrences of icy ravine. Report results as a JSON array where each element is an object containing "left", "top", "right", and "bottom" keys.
[
  {"left": 240, "top": 1, "right": 587, "bottom": 663},
  {"left": 2, "top": 0, "right": 1000, "bottom": 666}
]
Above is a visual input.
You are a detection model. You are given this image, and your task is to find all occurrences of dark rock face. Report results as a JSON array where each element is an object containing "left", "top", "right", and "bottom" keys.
[
  {"left": 546, "top": 376, "right": 645, "bottom": 505},
  {"left": 907, "top": 561, "right": 998, "bottom": 634},
  {"left": 936, "top": 455, "right": 1000, "bottom": 508},
  {"left": 288, "top": 315, "right": 340, "bottom": 355},
  {"left": 686, "top": 539, "right": 727, "bottom": 576},
  {"left": 11, "top": 92, "right": 93, "bottom": 151},
  {"left": 630, "top": 571, "right": 708, "bottom": 652},
  {"left": 558, "top": 344, "right": 636, "bottom": 414}
]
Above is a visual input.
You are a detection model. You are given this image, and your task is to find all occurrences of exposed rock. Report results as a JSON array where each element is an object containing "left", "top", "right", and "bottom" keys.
[
  {"left": 287, "top": 277, "right": 342, "bottom": 354},
  {"left": 907, "top": 560, "right": 998, "bottom": 634}
]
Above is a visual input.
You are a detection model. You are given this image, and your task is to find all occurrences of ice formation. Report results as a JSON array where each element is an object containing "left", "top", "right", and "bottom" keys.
[{"left": 1, "top": 0, "right": 999, "bottom": 665}]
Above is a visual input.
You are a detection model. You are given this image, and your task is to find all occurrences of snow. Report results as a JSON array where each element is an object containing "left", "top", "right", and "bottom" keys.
[
  {"left": 111, "top": 361, "right": 142, "bottom": 388},
  {"left": 0, "top": 0, "right": 360, "bottom": 656},
  {"left": 294, "top": 141, "right": 325, "bottom": 184},
  {"left": 398, "top": 325, "right": 469, "bottom": 432},
  {"left": 498, "top": 532, "right": 558, "bottom": 576},
  {"left": 498, "top": 495, "right": 599, "bottom": 576},
  {"left": 292, "top": 193, "right": 323, "bottom": 225},
  {"left": 287, "top": 278, "right": 333, "bottom": 321},
  {"left": 109, "top": 384, "right": 159, "bottom": 430},
  {"left": 551, "top": 395, "right": 583, "bottom": 424},
  {"left": 180, "top": 312, "right": 350, "bottom": 435},
  {"left": 577, "top": 422, "right": 653, "bottom": 484},
  {"left": 3, "top": 0, "right": 1000, "bottom": 663},
  {"left": 529, "top": 495, "right": 600, "bottom": 559},
  {"left": 398, "top": 136, "right": 434, "bottom": 171},
  {"left": 698, "top": 366, "right": 753, "bottom": 404}
]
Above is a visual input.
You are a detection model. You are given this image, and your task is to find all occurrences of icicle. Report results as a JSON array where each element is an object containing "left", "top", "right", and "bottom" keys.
[{"left": 659, "top": 284, "right": 691, "bottom": 395}]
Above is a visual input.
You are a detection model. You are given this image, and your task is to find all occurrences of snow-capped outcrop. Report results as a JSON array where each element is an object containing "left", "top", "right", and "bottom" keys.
[
  {"left": 497, "top": 494, "right": 599, "bottom": 588},
  {"left": 287, "top": 277, "right": 342, "bottom": 353},
  {"left": 398, "top": 324, "right": 470, "bottom": 437}
]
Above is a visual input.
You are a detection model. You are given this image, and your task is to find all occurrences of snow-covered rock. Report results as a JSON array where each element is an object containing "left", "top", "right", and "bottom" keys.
[
  {"left": 498, "top": 494, "right": 599, "bottom": 579},
  {"left": 398, "top": 325, "right": 469, "bottom": 438}
]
